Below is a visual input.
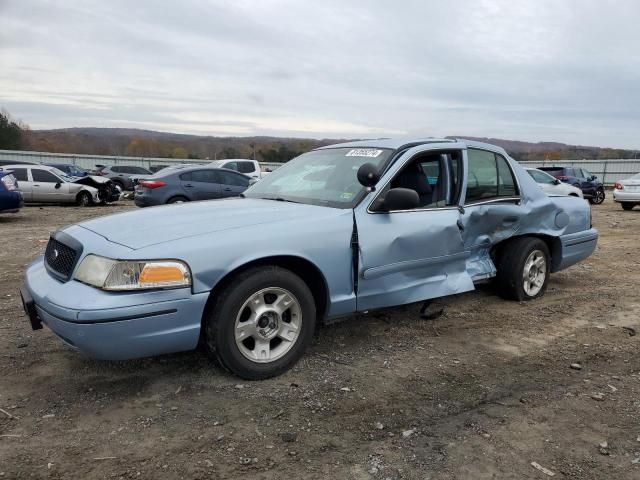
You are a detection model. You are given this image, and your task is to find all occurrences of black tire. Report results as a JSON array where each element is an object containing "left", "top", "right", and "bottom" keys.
[
  {"left": 205, "top": 266, "right": 316, "bottom": 380},
  {"left": 495, "top": 237, "right": 550, "bottom": 301},
  {"left": 76, "top": 191, "right": 93, "bottom": 207},
  {"left": 167, "top": 196, "right": 189, "bottom": 204},
  {"left": 621, "top": 202, "right": 635, "bottom": 211},
  {"left": 112, "top": 179, "right": 125, "bottom": 190},
  {"left": 589, "top": 188, "right": 605, "bottom": 205}
]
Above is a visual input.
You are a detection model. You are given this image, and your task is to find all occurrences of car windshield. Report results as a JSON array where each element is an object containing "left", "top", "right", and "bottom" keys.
[
  {"left": 243, "top": 147, "right": 394, "bottom": 208},
  {"left": 50, "top": 167, "right": 74, "bottom": 182}
]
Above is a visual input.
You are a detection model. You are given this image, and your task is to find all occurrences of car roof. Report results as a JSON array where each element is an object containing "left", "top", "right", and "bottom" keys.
[
  {"left": 316, "top": 137, "right": 509, "bottom": 155},
  {"left": 154, "top": 165, "right": 250, "bottom": 178},
  {"left": 1, "top": 164, "right": 54, "bottom": 171}
]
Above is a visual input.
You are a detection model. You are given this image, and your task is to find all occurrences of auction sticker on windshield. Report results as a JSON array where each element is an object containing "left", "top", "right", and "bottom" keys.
[{"left": 345, "top": 149, "right": 383, "bottom": 158}]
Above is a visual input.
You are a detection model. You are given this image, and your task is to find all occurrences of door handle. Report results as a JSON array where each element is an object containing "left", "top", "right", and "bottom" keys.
[
  {"left": 456, "top": 219, "right": 465, "bottom": 232},
  {"left": 503, "top": 216, "right": 519, "bottom": 223},
  {"left": 223, "top": 188, "right": 232, "bottom": 191},
  {"left": 184, "top": 184, "right": 194, "bottom": 188}
]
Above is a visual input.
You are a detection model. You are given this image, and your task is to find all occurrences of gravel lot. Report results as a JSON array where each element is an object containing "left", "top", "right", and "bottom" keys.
[{"left": 0, "top": 199, "right": 639, "bottom": 479}]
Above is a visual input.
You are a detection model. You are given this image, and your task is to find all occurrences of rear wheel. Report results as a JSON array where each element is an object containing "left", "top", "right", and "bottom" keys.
[
  {"left": 76, "top": 191, "right": 93, "bottom": 207},
  {"left": 496, "top": 237, "right": 550, "bottom": 301},
  {"left": 621, "top": 202, "right": 635, "bottom": 211},
  {"left": 167, "top": 196, "right": 189, "bottom": 204},
  {"left": 205, "top": 266, "right": 316, "bottom": 380},
  {"left": 589, "top": 188, "right": 605, "bottom": 205}
]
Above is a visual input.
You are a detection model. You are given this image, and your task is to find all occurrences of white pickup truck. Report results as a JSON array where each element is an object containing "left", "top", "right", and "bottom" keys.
[{"left": 209, "top": 159, "right": 270, "bottom": 180}]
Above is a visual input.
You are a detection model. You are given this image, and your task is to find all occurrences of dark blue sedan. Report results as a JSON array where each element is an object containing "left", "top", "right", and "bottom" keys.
[
  {"left": 134, "top": 166, "right": 254, "bottom": 207},
  {"left": 0, "top": 171, "right": 23, "bottom": 214}
]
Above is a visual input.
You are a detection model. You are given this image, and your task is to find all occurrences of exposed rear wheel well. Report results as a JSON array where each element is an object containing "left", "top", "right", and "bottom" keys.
[
  {"left": 200, "top": 256, "right": 329, "bottom": 339},
  {"left": 492, "top": 234, "right": 561, "bottom": 272}
]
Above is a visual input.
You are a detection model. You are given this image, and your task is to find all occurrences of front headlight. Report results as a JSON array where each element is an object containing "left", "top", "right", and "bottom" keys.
[{"left": 74, "top": 255, "right": 191, "bottom": 291}]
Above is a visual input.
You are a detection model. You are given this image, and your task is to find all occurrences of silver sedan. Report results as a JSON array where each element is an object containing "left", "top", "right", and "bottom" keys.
[
  {"left": 613, "top": 173, "right": 640, "bottom": 210},
  {"left": 2, "top": 164, "right": 100, "bottom": 206}
]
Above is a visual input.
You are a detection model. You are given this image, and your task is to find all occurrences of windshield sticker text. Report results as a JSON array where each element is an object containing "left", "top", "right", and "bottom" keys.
[{"left": 345, "top": 149, "right": 383, "bottom": 158}]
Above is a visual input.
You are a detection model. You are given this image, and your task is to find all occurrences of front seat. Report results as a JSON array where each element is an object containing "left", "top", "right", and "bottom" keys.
[{"left": 392, "top": 162, "right": 432, "bottom": 206}]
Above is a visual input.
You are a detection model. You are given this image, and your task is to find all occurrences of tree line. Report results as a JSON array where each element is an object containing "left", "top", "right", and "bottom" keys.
[{"left": 1, "top": 108, "right": 638, "bottom": 161}]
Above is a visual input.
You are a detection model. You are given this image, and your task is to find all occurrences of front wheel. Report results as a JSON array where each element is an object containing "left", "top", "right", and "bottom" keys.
[
  {"left": 205, "top": 266, "right": 316, "bottom": 380},
  {"left": 496, "top": 237, "right": 550, "bottom": 301},
  {"left": 589, "top": 188, "right": 605, "bottom": 205},
  {"left": 621, "top": 202, "right": 635, "bottom": 211},
  {"left": 76, "top": 191, "right": 93, "bottom": 207}
]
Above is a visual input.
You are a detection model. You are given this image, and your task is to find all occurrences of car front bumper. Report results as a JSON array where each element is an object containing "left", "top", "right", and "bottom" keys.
[
  {"left": 22, "top": 257, "right": 208, "bottom": 360},
  {"left": 613, "top": 189, "right": 640, "bottom": 202}
]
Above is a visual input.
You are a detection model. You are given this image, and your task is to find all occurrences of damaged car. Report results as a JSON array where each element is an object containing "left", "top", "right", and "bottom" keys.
[
  {"left": 21, "top": 139, "right": 598, "bottom": 379},
  {"left": 1, "top": 164, "right": 121, "bottom": 206}
]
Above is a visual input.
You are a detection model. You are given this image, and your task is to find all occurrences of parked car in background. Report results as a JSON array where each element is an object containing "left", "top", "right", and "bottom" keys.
[
  {"left": 134, "top": 166, "right": 253, "bottom": 207},
  {"left": 525, "top": 168, "right": 583, "bottom": 198},
  {"left": 209, "top": 159, "right": 266, "bottom": 179},
  {"left": 1, "top": 164, "right": 120, "bottom": 206},
  {"left": 45, "top": 163, "right": 90, "bottom": 178},
  {"left": 21, "top": 138, "right": 598, "bottom": 379},
  {"left": 613, "top": 173, "right": 640, "bottom": 210},
  {"left": 538, "top": 166, "right": 605, "bottom": 204},
  {"left": 0, "top": 159, "right": 35, "bottom": 167},
  {"left": 0, "top": 171, "right": 23, "bottom": 214},
  {"left": 95, "top": 165, "right": 153, "bottom": 190}
]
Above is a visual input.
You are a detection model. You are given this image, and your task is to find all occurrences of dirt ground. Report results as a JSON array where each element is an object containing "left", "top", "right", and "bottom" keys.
[{"left": 0, "top": 198, "right": 638, "bottom": 480}]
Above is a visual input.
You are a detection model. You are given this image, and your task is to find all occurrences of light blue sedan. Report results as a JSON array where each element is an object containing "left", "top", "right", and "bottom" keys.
[{"left": 21, "top": 138, "right": 598, "bottom": 379}]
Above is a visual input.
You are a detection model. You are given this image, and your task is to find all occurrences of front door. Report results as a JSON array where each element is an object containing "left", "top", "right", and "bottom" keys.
[
  {"left": 30, "top": 169, "right": 68, "bottom": 202},
  {"left": 355, "top": 147, "right": 474, "bottom": 311}
]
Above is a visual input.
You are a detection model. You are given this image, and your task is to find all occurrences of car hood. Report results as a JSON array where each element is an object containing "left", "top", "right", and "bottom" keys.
[
  {"left": 72, "top": 175, "right": 112, "bottom": 186},
  {"left": 77, "top": 198, "right": 346, "bottom": 249}
]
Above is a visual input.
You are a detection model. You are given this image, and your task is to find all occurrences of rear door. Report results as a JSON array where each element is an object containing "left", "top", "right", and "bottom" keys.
[
  {"left": 355, "top": 146, "right": 474, "bottom": 311},
  {"left": 9, "top": 167, "right": 32, "bottom": 201},
  {"left": 179, "top": 170, "right": 222, "bottom": 200},
  {"left": 458, "top": 149, "right": 522, "bottom": 279}
]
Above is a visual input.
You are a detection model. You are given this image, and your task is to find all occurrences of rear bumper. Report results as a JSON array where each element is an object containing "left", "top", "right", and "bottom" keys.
[
  {"left": 0, "top": 191, "right": 23, "bottom": 212},
  {"left": 613, "top": 190, "right": 640, "bottom": 202},
  {"left": 134, "top": 194, "right": 163, "bottom": 207},
  {"left": 553, "top": 228, "right": 598, "bottom": 272},
  {"left": 22, "top": 258, "right": 208, "bottom": 360}
]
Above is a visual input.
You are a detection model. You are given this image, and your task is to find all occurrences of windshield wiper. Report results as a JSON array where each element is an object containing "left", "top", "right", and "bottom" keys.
[{"left": 261, "top": 196, "right": 300, "bottom": 204}]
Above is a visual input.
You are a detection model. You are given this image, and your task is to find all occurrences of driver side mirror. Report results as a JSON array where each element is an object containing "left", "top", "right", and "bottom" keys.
[
  {"left": 553, "top": 179, "right": 561, "bottom": 185},
  {"left": 589, "top": 175, "right": 597, "bottom": 181},
  {"left": 357, "top": 163, "right": 380, "bottom": 189},
  {"left": 379, "top": 188, "right": 419, "bottom": 212},
  {"left": 54, "top": 182, "right": 61, "bottom": 189}
]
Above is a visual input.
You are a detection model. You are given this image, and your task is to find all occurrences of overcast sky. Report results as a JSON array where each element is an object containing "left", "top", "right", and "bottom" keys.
[{"left": 1, "top": 0, "right": 639, "bottom": 148}]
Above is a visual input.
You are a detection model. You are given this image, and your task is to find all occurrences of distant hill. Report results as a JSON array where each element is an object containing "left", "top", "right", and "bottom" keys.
[{"left": 21, "top": 127, "right": 638, "bottom": 162}]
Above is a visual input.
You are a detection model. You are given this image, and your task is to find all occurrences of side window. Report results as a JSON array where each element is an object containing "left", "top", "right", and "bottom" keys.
[
  {"left": 465, "top": 149, "right": 518, "bottom": 204},
  {"left": 179, "top": 172, "right": 192, "bottom": 182},
  {"left": 32, "top": 170, "right": 60, "bottom": 183},
  {"left": 496, "top": 154, "right": 517, "bottom": 196},
  {"left": 110, "top": 166, "right": 122, "bottom": 173},
  {"left": 187, "top": 170, "right": 217, "bottom": 183},
  {"left": 237, "top": 161, "right": 255, "bottom": 174},
  {"left": 10, "top": 168, "right": 28, "bottom": 182},
  {"left": 383, "top": 151, "right": 462, "bottom": 210},
  {"left": 218, "top": 170, "right": 249, "bottom": 187},
  {"left": 222, "top": 161, "right": 238, "bottom": 171}
]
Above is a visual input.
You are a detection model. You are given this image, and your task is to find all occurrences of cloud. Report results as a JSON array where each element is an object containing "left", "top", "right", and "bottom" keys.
[{"left": 1, "top": 0, "right": 639, "bottom": 147}]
